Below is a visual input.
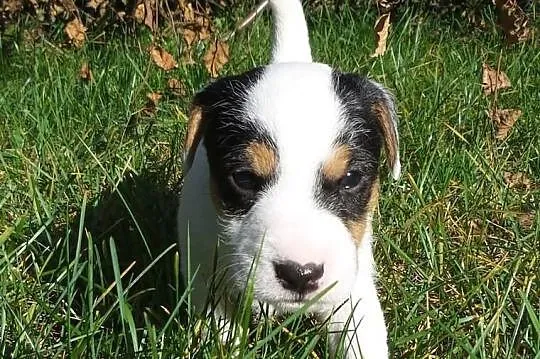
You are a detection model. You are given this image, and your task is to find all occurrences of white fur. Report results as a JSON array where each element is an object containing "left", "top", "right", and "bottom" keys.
[{"left": 269, "top": 0, "right": 312, "bottom": 63}]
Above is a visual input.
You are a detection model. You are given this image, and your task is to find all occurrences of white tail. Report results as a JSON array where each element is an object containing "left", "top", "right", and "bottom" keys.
[{"left": 269, "top": 0, "right": 312, "bottom": 63}]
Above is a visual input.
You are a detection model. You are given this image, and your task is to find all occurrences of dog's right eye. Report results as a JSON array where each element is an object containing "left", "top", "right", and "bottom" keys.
[
  {"left": 339, "top": 170, "right": 364, "bottom": 191},
  {"left": 230, "top": 170, "right": 263, "bottom": 193}
]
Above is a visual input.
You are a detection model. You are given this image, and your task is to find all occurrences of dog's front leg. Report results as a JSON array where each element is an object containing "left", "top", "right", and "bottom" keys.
[{"left": 327, "top": 281, "right": 388, "bottom": 359}]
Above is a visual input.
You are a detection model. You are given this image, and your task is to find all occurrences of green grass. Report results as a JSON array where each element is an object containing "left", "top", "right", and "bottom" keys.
[{"left": 1, "top": 3, "right": 539, "bottom": 358}]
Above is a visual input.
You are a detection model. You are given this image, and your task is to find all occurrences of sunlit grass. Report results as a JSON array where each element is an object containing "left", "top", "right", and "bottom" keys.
[{"left": 0, "top": 3, "right": 539, "bottom": 358}]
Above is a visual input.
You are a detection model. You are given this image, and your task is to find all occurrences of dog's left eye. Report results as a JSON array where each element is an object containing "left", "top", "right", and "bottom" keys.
[
  {"left": 230, "top": 170, "right": 263, "bottom": 193},
  {"left": 340, "top": 171, "right": 363, "bottom": 191}
]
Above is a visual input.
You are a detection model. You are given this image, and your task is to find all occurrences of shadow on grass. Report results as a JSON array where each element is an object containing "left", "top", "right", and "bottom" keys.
[{"left": 48, "top": 169, "right": 186, "bottom": 330}]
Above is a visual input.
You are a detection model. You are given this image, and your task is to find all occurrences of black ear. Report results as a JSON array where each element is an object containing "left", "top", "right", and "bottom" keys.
[
  {"left": 332, "top": 71, "right": 401, "bottom": 180},
  {"left": 182, "top": 67, "right": 265, "bottom": 172},
  {"left": 369, "top": 81, "right": 401, "bottom": 179}
]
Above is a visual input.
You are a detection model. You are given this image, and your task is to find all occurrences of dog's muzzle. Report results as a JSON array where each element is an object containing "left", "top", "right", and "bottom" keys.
[{"left": 273, "top": 260, "right": 324, "bottom": 297}]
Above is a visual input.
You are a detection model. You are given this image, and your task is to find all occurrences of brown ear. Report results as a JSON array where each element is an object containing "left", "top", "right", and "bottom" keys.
[
  {"left": 372, "top": 93, "right": 401, "bottom": 179},
  {"left": 183, "top": 105, "right": 206, "bottom": 171}
]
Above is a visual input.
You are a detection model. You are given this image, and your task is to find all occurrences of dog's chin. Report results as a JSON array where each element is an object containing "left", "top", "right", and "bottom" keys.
[
  {"left": 250, "top": 285, "right": 349, "bottom": 313},
  {"left": 253, "top": 294, "right": 341, "bottom": 316}
]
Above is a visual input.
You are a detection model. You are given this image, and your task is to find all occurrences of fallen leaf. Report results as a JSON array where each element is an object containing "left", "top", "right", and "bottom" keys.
[
  {"left": 517, "top": 211, "right": 535, "bottom": 230},
  {"left": 181, "top": 2, "right": 212, "bottom": 48},
  {"left": 371, "top": 13, "right": 391, "bottom": 58},
  {"left": 86, "top": 0, "right": 107, "bottom": 11},
  {"left": 144, "top": 92, "right": 162, "bottom": 115},
  {"left": 495, "top": 0, "right": 530, "bottom": 43},
  {"left": 133, "top": 0, "right": 155, "bottom": 30},
  {"left": 79, "top": 62, "right": 93, "bottom": 82},
  {"left": 183, "top": 28, "right": 198, "bottom": 48},
  {"left": 147, "top": 92, "right": 162, "bottom": 105},
  {"left": 167, "top": 78, "right": 186, "bottom": 97},
  {"left": 86, "top": 0, "right": 108, "bottom": 18},
  {"left": 144, "top": 0, "right": 155, "bottom": 31},
  {"left": 3, "top": 0, "right": 24, "bottom": 15},
  {"left": 468, "top": 219, "right": 483, "bottom": 236},
  {"left": 503, "top": 171, "right": 533, "bottom": 190},
  {"left": 482, "top": 63, "right": 511, "bottom": 95},
  {"left": 487, "top": 108, "right": 521, "bottom": 140},
  {"left": 149, "top": 46, "right": 178, "bottom": 71},
  {"left": 59, "top": 0, "right": 77, "bottom": 13},
  {"left": 49, "top": 3, "right": 65, "bottom": 18},
  {"left": 64, "top": 18, "right": 86, "bottom": 48},
  {"left": 204, "top": 39, "right": 229, "bottom": 78},
  {"left": 134, "top": 2, "right": 145, "bottom": 22},
  {"left": 375, "top": 0, "right": 401, "bottom": 13}
]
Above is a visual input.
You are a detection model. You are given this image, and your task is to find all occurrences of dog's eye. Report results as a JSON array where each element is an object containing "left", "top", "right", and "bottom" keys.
[
  {"left": 340, "top": 171, "right": 363, "bottom": 191},
  {"left": 230, "top": 170, "right": 262, "bottom": 193}
]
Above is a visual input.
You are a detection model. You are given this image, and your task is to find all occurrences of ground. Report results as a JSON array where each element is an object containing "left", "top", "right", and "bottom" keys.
[{"left": 0, "top": 4, "right": 539, "bottom": 358}]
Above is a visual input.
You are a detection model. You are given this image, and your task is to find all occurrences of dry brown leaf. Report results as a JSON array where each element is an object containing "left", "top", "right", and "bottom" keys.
[
  {"left": 204, "top": 40, "right": 229, "bottom": 78},
  {"left": 517, "top": 211, "right": 535, "bottom": 230},
  {"left": 49, "top": 3, "right": 65, "bottom": 18},
  {"left": 375, "top": 0, "right": 401, "bottom": 13},
  {"left": 143, "top": 92, "right": 162, "bottom": 115},
  {"left": 503, "top": 171, "right": 533, "bottom": 190},
  {"left": 147, "top": 92, "right": 162, "bottom": 105},
  {"left": 181, "top": 2, "right": 212, "bottom": 48},
  {"left": 79, "top": 62, "right": 93, "bottom": 82},
  {"left": 64, "top": 18, "right": 86, "bottom": 48},
  {"left": 183, "top": 28, "right": 197, "bottom": 48},
  {"left": 149, "top": 46, "right": 178, "bottom": 71},
  {"left": 60, "top": 0, "right": 77, "bottom": 13},
  {"left": 86, "top": 0, "right": 108, "bottom": 19},
  {"left": 495, "top": 0, "right": 530, "bottom": 44},
  {"left": 86, "top": 0, "right": 107, "bottom": 11},
  {"left": 167, "top": 78, "right": 186, "bottom": 97},
  {"left": 143, "top": 0, "right": 155, "bottom": 31},
  {"left": 134, "top": 2, "right": 145, "bottom": 23},
  {"left": 487, "top": 108, "right": 521, "bottom": 140},
  {"left": 3, "top": 0, "right": 24, "bottom": 14},
  {"left": 133, "top": 0, "right": 155, "bottom": 30},
  {"left": 371, "top": 13, "right": 391, "bottom": 58},
  {"left": 482, "top": 63, "right": 511, "bottom": 95}
]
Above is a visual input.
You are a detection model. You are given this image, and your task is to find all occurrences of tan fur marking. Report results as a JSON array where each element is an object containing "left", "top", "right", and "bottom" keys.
[
  {"left": 245, "top": 142, "right": 277, "bottom": 177},
  {"left": 372, "top": 102, "right": 398, "bottom": 172},
  {"left": 322, "top": 145, "right": 352, "bottom": 181},
  {"left": 184, "top": 106, "right": 204, "bottom": 170},
  {"left": 346, "top": 179, "right": 380, "bottom": 245}
]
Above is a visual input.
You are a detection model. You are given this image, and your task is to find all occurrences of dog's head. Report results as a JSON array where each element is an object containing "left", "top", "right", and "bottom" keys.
[{"left": 182, "top": 0, "right": 400, "bottom": 310}]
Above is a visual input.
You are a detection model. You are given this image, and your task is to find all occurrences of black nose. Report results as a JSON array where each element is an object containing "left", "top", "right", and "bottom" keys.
[{"left": 273, "top": 261, "right": 324, "bottom": 294}]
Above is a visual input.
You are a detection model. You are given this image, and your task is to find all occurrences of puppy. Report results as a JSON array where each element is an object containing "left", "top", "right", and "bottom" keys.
[{"left": 177, "top": 0, "right": 400, "bottom": 357}]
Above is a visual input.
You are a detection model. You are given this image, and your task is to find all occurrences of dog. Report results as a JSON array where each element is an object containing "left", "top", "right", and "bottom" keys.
[{"left": 177, "top": 0, "right": 400, "bottom": 357}]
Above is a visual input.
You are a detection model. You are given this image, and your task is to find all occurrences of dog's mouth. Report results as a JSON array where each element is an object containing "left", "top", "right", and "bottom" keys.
[
  {"left": 267, "top": 292, "right": 321, "bottom": 306},
  {"left": 287, "top": 293, "right": 307, "bottom": 303}
]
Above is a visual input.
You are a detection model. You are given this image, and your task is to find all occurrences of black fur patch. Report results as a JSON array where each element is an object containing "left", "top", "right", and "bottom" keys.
[
  {"left": 194, "top": 67, "right": 278, "bottom": 216},
  {"left": 314, "top": 72, "right": 386, "bottom": 222}
]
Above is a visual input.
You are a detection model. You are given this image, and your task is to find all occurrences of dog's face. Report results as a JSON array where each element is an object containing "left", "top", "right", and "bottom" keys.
[{"left": 185, "top": 62, "right": 399, "bottom": 310}]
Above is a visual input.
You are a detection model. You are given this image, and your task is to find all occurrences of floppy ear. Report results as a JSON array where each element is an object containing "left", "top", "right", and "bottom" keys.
[
  {"left": 371, "top": 88, "right": 401, "bottom": 180},
  {"left": 183, "top": 103, "right": 206, "bottom": 172}
]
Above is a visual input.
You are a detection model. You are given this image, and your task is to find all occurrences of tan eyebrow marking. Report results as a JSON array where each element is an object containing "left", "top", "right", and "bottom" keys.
[
  {"left": 245, "top": 141, "right": 278, "bottom": 177},
  {"left": 322, "top": 144, "right": 352, "bottom": 181}
]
